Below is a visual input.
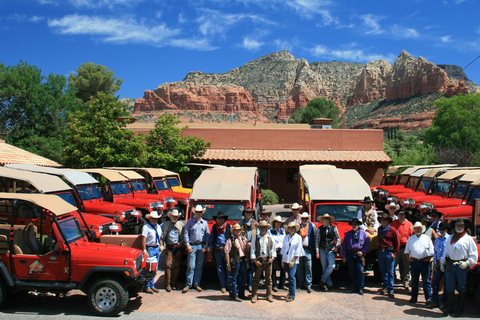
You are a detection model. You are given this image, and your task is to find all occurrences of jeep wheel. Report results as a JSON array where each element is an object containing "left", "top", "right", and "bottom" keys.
[
  {"left": 87, "top": 278, "right": 129, "bottom": 316},
  {"left": 0, "top": 279, "right": 6, "bottom": 307}
]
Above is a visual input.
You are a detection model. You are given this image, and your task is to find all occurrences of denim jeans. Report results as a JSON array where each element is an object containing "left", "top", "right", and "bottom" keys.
[
  {"left": 246, "top": 261, "right": 254, "bottom": 288},
  {"left": 378, "top": 250, "right": 395, "bottom": 292},
  {"left": 410, "top": 259, "right": 431, "bottom": 301},
  {"left": 297, "top": 248, "right": 312, "bottom": 288},
  {"left": 445, "top": 263, "right": 468, "bottom": 293},
  {"left": 284, "top": 262, "right": 298, "bottom": 298},
  {"left": 395, "top": 248, "right": 410, "bottom": 285},
  {"left": 146, "top": 246, "right": 160, "bottom": 289},
  {"left": 214, "top": 251, "right": 229, "bottom": 289},
  {"left": 319, "top": 249, "right": 336, "bottom": 286},
  {"left": 185, "top": 244, "right": 205, "bottom": 287},
  {"left": 346, "top": 249, "right": 365, "bottom": 291},
  {"left": 432, "top": 267, "right": 448, "bottom": 304},
  {"left": 272, "top": 251, "right": 286, "bottom": 288},
  {"left": 229, "top": 258, "right": 247, "bottom": 298}
]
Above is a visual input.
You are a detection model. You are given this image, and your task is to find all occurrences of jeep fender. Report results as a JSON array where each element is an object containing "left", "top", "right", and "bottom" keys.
[
  {"left": 78, "top": 266, "right": 135, "bottom": 291},
  {"left": 0, "top": 262, "right": 14, "bottom": 287}
]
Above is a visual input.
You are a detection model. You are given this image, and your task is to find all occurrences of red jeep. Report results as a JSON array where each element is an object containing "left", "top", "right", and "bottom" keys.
[{"left": 0, "top": 193, "right": 153, "bottom": 316}]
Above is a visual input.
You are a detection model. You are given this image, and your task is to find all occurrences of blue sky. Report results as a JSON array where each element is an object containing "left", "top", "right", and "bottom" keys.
[{"left": 2, "top": 0, "right": 480, "bottom": 100}]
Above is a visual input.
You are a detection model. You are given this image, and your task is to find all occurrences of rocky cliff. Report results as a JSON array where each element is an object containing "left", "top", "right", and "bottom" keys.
[{"left": 133, "top": 50, "right": 479, "bottom": 130}]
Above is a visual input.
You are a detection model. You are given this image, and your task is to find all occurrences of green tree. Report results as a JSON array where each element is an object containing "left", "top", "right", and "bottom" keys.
[
  {"left": 290, "top": 97, "right": 341, "bottom": 126},
  {"left": 384, "top": 130, "right": 438, "bottom": 165},
  {"left": 0, "top": 61, "right": 78, "bottom": 163},
  {"left": 68, "top": 62, "right": 123, "bottom": 103},
  {"left": 63, "top": 92, "right": 144, "bottom": 168},
  {"left": 141, "top": 114, "right": 211, "bottom": 173}
]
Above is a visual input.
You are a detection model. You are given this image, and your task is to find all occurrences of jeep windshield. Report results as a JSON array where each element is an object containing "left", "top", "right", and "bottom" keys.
[
  {"left": 130, "top": 180, "right": 146, "bottom": 192},
  {"left": 77, "top": 185, "right": 103, "bottom": 201},
  {"left": 167, "top": 177, "right": 180, "bottom": 187},
  {"left": 154, "top": 179, "right": 170, "bottom": 191},
  {"left": 54, "top": 191, "right": 76, "bottom": 207},
  {"left": 466, "top": 186, "right": 480, "bottom": 205},
  {"left": 314, "top": 203, "right": 362, "bottom": 223},
  {"left": 431, "top": 180, "right": 452, "bottom": 196},
  {"left": 197, "top": 203, "right": 245, "bottom": 222},
  {"left": 452, "top": 182, "right": 471, "bottom": 199},
  {"left": 416, "top": 177, "right": 433, "bottom": 193},
  {"left": 110, "top": 182, "right": 131, "bottom": 195},
  {"left": 58, "top": 217, "right": 85, "bottom": 243}
]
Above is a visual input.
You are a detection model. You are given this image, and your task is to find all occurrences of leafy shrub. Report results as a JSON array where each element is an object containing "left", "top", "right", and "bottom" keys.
[{"left": 262, "top": 189, "right": 279, "bottom": 205}]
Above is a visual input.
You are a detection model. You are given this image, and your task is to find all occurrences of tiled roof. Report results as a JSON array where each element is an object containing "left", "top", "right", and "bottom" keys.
[
  {"left": 0, "top": 140, "right": 62, "bottom": 167},
  {"left": 202, "top": 149, "right": 391, "bottom": 163}
]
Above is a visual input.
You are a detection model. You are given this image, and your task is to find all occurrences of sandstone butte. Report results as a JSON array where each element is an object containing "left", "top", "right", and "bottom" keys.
[{"left": 133, "top": 50, "right": 479, "bottom": 131}]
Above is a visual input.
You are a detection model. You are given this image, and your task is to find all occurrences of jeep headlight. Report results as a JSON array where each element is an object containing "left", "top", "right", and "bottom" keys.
[
  {"left": 403, "top": 198, "right": 415, "bottom": 208},
  {"left": 421, "top": 202, "right": 434, "bottom": 211},
  {"left": 131, "top": 210, "right": 140, "bottom": 216},
  {"left": 98, "top": 225, "right": 103, "bottom": 233},
  {"left": 109, "top": 223, "right": 120, "bottom": 231},
  {"left": 122, "top": 211, "right": 126, "bottom": 218},
  {"left": 150, "top": 202, "right": 164, "bottom": 209}
]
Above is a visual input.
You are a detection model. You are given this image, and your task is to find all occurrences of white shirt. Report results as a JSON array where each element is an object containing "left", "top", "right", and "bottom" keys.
[
  {"left": 441, "top": 233, "right": 479, "bottom": 267},
  {"left": 280, "top": 233, "right": 305, "bottom": 264},
  {"left": 405, "top": 233, "right": 434, "bottom": 259},
  {"left": 267, "top": 228, "right": 285, "bottom": 250},
  {"left": 250, "top": 233, "right": 276, "bottom": 259},
  {"left": 142, "top": 222, "right": 162, "bottom": 247},
  {"left": 357, "top": 209, "right": 379, "bottom": 230}
]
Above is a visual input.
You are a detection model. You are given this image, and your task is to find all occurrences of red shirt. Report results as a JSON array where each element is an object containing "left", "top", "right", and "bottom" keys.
[
  {"left": 391, "top": 219, "right": 413, "bottom": 246},
  {"left": 377, "top": 225, "right": 401, "bottom": 256}
]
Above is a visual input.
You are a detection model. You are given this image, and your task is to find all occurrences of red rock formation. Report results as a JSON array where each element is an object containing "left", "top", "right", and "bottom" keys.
[
  {"left": 347, "top": 60, "right": 392, "bottom": 106},
  {"left": 444, "top": 79, "right": 469, "bottom": 98}
]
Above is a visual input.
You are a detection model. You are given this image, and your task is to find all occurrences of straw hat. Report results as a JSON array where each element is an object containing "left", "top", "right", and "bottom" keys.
[
  {"left": 385, "top": 202, "right": 400, "bottom": 211},
  {"left": 300, "top": 212, "right": 310, "bottom": 219},
  {"left": 285, "top": 221, "right": 300, "bottom": 232},
  {"left": 232, "top": 223, "right": 242, "bottom": 231},
  {"left": 260, "top": 208, "right": 272, "bottom": 217},
  {"left": 271, "top": 215, "right": 283, "bottom": 225},
  {"left": 410, "top": 221, "right": 426, "bottom": 234},
  {"left": 146, "top": 210, "right": 161, "bottom": 219},
  {"left": 167, "top": 209, "right": 181, "bottom": 219},
  {"left": 258, "top": 220, "right": 271, "bottom": 229},
  {"left": 318, "top": 213, "right": 335, "bottom": 223},
  {"left": 193, "top": 205, "right": 206, "bottom": 213},
  {"left": 291, "top": 203, "right": 302, "bottom": 210}
]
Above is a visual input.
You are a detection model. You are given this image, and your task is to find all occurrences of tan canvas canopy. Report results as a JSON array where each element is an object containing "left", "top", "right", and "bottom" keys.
[
  {"left": 385, "top": 165, "right": 413, "bottom": 174},
  {"left": 0, "top": 192, "right": 77, "bottom": 216},
  {"left": 78, "top": 169, "right": 128, "bottom": 182},
  {"left": 437, "top": 169, "right": 480, "bottom": 181},
  {"left": 299, "top": 165, "right": 372, "bottom": 201},
  {"left": 190, "top": 167, "right": 257, "bottom": 201},
  {"left": 115, "top": 170, "right": 144, "bottom": 180},
  {"left": 104, "top": 167, "right": 179, "bottom": 178},
  {"left": 461, "top": 172, "right": 480, "bottom": 184},
  {"left": 0, "top": 167, "right": 72, "bottom": 193}
]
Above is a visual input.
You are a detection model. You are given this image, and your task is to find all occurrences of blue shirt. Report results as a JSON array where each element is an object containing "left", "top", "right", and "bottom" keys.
[
  {"left": 184, "top": 218, "right": 209, "bottom": 245},
  {"left": 161, "top": 220, "right": 183, "bottom": 245},
  {"left": 434, "top": 234, "right": 450, "bottom": 265}
]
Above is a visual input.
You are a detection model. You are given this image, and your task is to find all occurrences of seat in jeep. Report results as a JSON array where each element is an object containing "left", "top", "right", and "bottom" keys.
[{"left": 23, "top": 224, "right": 43, "bottom": 255}]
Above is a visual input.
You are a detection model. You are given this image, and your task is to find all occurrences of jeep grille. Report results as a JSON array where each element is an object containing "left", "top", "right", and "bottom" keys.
[{"left": 135, "top": 253, "right": 143, "bottom": 272}]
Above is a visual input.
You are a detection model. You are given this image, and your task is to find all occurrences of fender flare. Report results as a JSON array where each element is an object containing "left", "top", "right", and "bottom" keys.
[
  {"left": 78, "top": 266, "right": 135, "bottom": 290},
  {"left": 0, "top": 262, "right": 15, "bottom": 287}
]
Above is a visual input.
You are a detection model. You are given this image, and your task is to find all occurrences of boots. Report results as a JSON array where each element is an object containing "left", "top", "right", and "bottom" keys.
[
  {"left": 165, "top": 267, "right": 171, "bottom": 291},
  {"left": 443, "top": 292, "right": 455, "bottom": 317},
  {"left": 454, "top": 292, "right": 466, "bottom": 317}
]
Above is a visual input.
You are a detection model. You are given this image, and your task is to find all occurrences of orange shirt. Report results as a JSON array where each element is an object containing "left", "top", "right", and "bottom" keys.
[{"left": 390, "top": 219, "right": 413, "bottom": 246}]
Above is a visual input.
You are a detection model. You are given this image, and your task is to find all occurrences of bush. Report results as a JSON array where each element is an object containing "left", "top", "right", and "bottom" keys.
[{"left": 261, "top": 189, "right": 279, "bottom": 205}]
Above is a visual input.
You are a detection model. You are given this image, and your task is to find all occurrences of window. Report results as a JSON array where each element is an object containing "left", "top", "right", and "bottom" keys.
[{"left": 286, "top": 168, "right": 298, "bottom": 184}]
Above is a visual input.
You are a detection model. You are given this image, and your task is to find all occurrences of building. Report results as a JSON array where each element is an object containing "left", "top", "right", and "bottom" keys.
[{"left": 0, "top": 140, "right": 61, "bottom": 167}]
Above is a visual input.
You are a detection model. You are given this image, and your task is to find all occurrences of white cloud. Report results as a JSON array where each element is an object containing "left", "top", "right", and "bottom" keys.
[
  {"left": 310, "top": 44, "right": 395, "bottom": 63},
  {"left": 68, "top": 0, "right": 143, "bottom": 9},
  {"left": 285, "top": 0, "right": 334, "bottom": 22},
  {"left": 312, "top": 45, "right": 328, "bottom": 56},
  {"left": 390, "top": 25, "right": 420, "bottom": 39},
  {"left": 178, "top": 13, "right": 187, "bottom": 24},
  {"left": 241, "top": 37, "right": 263, "bottom": 50},
  {"left": 273, "top": 38, "right": 295, "bottom": 52},
  {"left": 30, "top": 15, "right": 45, "bottom": 22},
  {"left": 8, "top": 14, "right": 27, "bottom": 23},
  {"left": 48, "top": 14, "right": 180, "bottom": 44},
  {"left": 359, "top": 14, "right": 383, "bottom": 35},
  {"left": 440, "top": 35, "right": 451, "bottom": 43},
  {"left": 168, "top": 38, "right": 217, "bottom": 51}
]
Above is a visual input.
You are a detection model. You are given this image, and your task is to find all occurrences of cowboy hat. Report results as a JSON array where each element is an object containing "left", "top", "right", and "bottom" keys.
[
  {"left": 385, "top": 202, "right": 400, "bottom": 211},
  {"left": 167, "top": 209, "right": 181, "bottom": 219},
  {"left": 213, "top": 211, "right": 229, "bottom": 221},
  {"left": 271, "top": 215, "right": 283, "bottom": 224},
  {"left": 285, "top": 221, "right": 300, "bottom": 232},
  {"left": 410, "top": 221, "right": 426, "bottom": 234},
  {"left": 454, "top": 218, "right": 465, "bottom": 226},
  {"left": 232, "top": 223, "right": 242, "bottom": 230},
  {"left": 260, "top": 208, "right": 272, "bottom": 217},
  {"left": 377, "top": 213, "right": 393, "bottom": 223},
  {"left": 430, "top": 209, "right": 443, "bottom": 218},
  {"left": 193, "top": 204, "right": 206, "bottom": 213},
  {"left": 242, "top": 207, "right": 255, "bottom": 215},
  {"left": 438, "top": 222, "right": 449, "bottom": 231},
  {"left": 291, "top": 203, "right": 302, "bottom": 210},
  {"left": 146, "top": 210, "right": 161, "bottom": 219},
  {"left": 258, "top": 220, "right": 271, "bottom": 229},
  {"left": 362, "top": 196, "right": 373, "bottom": 203},
  {"left": 318, "top": 213, "right": 335, "bottom": 223},
  {"left": 349, "top": 218, "right": 362, "bottom": 225},
  {"left": 300, "top": 212, "right": 310, "bottom": 219}
]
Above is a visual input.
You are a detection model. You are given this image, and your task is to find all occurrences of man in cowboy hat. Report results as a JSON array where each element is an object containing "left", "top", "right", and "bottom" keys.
[
  {"left": 427, "top": 209, "right": 442, "bottom": 233},
  {"left": 281, "top": 221, "right": 305, "bottom": 302},
  {"left": 357, "top": 196, "right": 378, "bottom": 234},
  {"left": 141, "top": 210, "right": 163, "bottom": 294},
  {"left": 268, "top": 215, "right": 287, "bottom": 292},
  {"left": 341, "top": 218, "right": 370, "bottom": 295},
  {"left": 161, "top": 209, "right": 184, "bottom": 292},
  {"left": 240, "top": 207, "right": 258, "bottom": 292},
  {"left": 297, "top": 212, "right": 316, "bottom": 293},
  {"left": 259, "top": 208, "right": 272, "bottom": 223},
  {"left": 285, "top": 203, "right": 302, "bottom": 225},
  {"left": 391, "top": 210, "right": 413, "bottom": 289},
  {"left": 225, "top": 223, "right": 249, "bottom": 301},
  {"left": 183, "top": 204, "right": 209, "bottom": 293},
  {"left": 385, "top": 202, "right": 400, "bottom": 221},
  {"left": 429, "top": 222, "right": 450, "bottom": 309},
  {"left": 315, "top": 213, "right": 341, "bottom": 291},
  {"left": 405, "top": 221, "right": 434, "bottom": 304},
  {"left": 377, "top": 213, "right": 400, "bottom": 298},
  {"left": 208, "top": 211, "right": 231, "bottom": 293},
  {"left": 441, "top": 219, "right": 478, "bottom": 317},
  {"left": 250, "top": 220, "right": 276, "bottom": 303}
]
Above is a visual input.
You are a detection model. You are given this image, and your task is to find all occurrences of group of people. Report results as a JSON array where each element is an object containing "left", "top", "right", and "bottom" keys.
[{"left": 140, "top": 199, "right": 478, "bottom": 315}]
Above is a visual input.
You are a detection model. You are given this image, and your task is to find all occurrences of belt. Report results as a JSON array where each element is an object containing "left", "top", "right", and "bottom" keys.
[
  {"left": 449, "top": 258, "right": 467, "bottom": 263},
  {"left": 190, "top": 242, "right": 205, "bottom": 246},
  {"left": 213, "top": 247, "right": 225, "bottom": 252},
  {"left": 303, "top": 246, "right": 310, "bottom": 249},
  {"left": 348, "top": 248, "right": 361, "bottom": 253},
  {"left": 147, "top": 245, "right": 159, "bottom": 248},
  {"left": 166, "top": 244, "right": 179, "bottom": 249},
  {"left": 379, "top": 246, "right": 394, "bottom": 252}
]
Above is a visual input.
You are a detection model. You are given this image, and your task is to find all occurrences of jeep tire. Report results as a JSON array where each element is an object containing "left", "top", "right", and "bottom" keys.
[
  {"left": 0, "top": 278, "right": 6, "bottom": 308},
  {"left": 87, "top": 278, "right": 129, "bottom": 316}
]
